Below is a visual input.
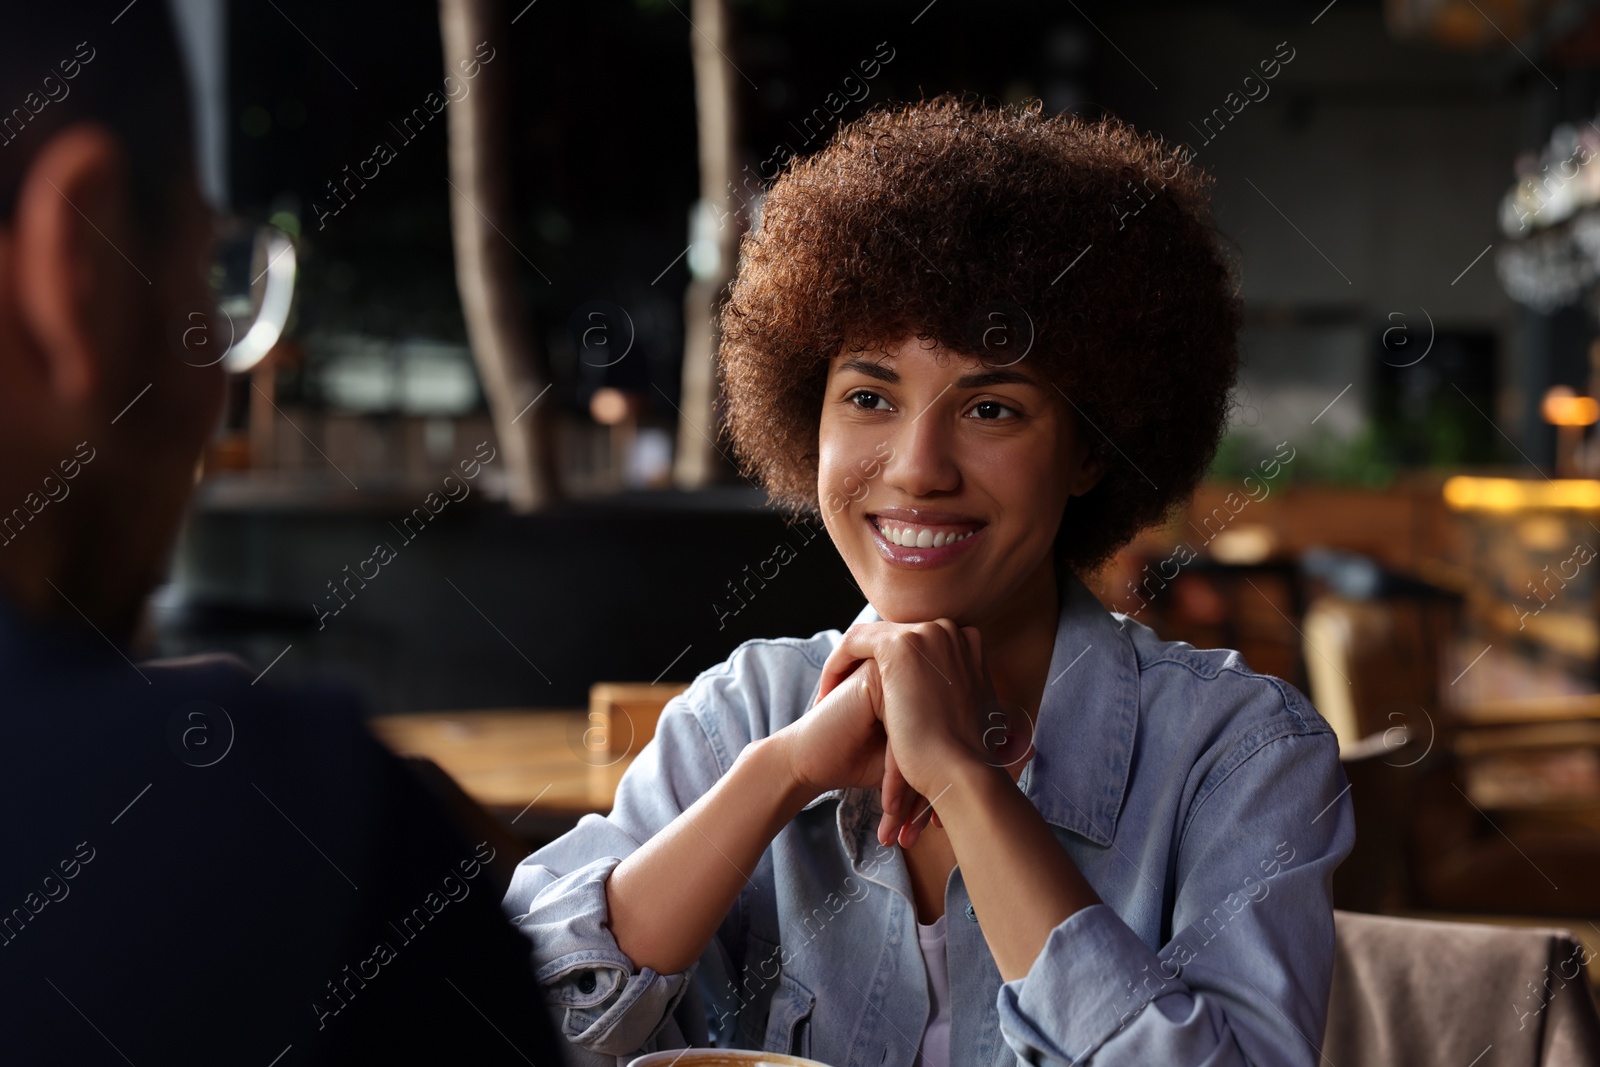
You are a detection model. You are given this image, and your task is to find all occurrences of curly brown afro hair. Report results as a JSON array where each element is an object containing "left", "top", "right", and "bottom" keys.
[{"left": 717, "top": 93, "right": 1243, "bottom": 577}]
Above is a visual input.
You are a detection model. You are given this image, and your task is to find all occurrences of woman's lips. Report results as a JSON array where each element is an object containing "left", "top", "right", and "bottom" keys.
[{"left": 866, "top": 514, "right": 986, "bottom": 566}]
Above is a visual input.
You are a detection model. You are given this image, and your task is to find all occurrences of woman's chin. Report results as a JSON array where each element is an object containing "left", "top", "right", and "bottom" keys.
[{"left": 858, "top": 586, "right": 975, "bottom": 625}]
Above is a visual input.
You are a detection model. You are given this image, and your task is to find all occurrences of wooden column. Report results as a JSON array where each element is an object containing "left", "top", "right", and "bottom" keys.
[
  {"left": 439, "top": 0, "right": 561, "bottom": 510},
  {"left": 674, "top": 0, "right": 741, "bottom": 488}
]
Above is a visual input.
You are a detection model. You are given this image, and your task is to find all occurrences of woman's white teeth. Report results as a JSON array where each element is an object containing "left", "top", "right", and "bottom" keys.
[{"left": 877, "top": 520, "right": 977, "bottom": 548}]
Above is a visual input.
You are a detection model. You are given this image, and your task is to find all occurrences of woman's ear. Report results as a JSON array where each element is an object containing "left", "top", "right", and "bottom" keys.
[
  {"left": 1068, "top": 437, "right": 1106, "bottom": 498},
  {"left": 11, "top": 123, "right": 142, "bottom": 409}
]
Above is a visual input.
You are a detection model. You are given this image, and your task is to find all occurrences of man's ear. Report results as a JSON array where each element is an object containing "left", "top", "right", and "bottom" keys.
[{"left": 11, "top": 123, "right": 143, "bottom": 408}]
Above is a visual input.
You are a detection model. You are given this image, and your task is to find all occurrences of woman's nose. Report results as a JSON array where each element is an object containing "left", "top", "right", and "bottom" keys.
[{"left": 882, "top": 405, "right": 960, "bottom": 497}]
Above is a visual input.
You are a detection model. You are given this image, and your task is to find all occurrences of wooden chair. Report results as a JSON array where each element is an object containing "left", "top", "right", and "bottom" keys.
[
  {"left": 1302, "top": 592, "right": 1445, "bottom": 912},
  {"left": 1303, "top": 589, "right": 1600, "bottom": 918},
  {"left": 1301, "top": 592, "right": 1447, "bottom": 749},
  {"left": 586, "top": 681, "right": 691, "bottom": 761},
  {"left": 1333, "top": 731, "right": 1424, "bottom": 914}
]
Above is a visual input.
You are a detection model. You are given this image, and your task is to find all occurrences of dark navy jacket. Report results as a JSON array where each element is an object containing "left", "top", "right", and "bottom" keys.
[{"left": 0, "top": 594, "right": 563, "bottom": 1065}]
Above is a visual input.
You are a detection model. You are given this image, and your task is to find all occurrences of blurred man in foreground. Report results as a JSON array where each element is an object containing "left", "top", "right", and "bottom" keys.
[{"left": 0, "top": 4, "right": 563, "bottom": 1063}]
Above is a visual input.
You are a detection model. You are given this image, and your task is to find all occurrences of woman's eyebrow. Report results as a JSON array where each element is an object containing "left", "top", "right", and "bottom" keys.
[
  {"left": 837, "top": 358, "right": 899, "bottom": 382},
  {"left": 956, "top": 369, "right": 1039, "bottom": 388},
  {"left": 837, "top": 357, "right": 1039, "bottom": 389}
]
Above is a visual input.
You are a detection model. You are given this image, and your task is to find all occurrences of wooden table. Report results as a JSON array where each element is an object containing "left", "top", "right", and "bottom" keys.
[
  {"left": 1449, "top": 693, "right": 1600, "bottom": 726},
  {"left": 370, "top": 710, "right": 633, "bottom": 838}
]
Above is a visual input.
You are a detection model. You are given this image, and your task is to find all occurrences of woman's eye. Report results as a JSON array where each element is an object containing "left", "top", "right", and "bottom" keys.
[
  {"left": 970, "top": 400, "right": 1019, "bottom": 421},
  {"left": 849, "top": 390, "right": 891, "bottom": 411}
]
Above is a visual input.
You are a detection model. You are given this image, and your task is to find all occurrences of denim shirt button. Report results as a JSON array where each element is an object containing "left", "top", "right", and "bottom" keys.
[
  {"left": 576, "top": 970, "right": 597, "bottom": 993},
  {"left": 965, "top": 902, "right": 977, "bottom": 921}
]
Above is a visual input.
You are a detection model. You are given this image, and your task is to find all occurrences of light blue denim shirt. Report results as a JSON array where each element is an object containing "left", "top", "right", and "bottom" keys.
[{"left": 505, "top": 564, "right": 1355, "bottom": 1066}]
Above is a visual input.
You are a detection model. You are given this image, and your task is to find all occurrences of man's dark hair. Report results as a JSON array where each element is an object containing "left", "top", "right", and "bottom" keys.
[{"left": 0, "top": 2, "right": 195, "bottom": 232}]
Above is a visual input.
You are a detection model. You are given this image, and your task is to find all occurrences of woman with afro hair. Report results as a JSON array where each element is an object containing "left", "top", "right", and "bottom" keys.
[{"left": 506, "top": 94, "right": 1353, "bottom": 1067}]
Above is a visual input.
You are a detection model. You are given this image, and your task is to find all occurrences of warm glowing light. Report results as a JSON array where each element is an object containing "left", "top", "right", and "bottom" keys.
[
  {"left": 1209, "top": 524, "right": 1277, "bottom": 564},
  {"left": 1443, "top": 476, "right": 1600, "bottom": 511},
  {"left": 590, "top": 387, "right": 631, "bottom": 426},
  {"left": 1541, "top": 386, "right": 1600, "bottom": 427}
]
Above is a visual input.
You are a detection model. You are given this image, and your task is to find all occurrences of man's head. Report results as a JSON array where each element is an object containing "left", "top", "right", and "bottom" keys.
[{"left": 0, "top": 2, "right": 224, "bottom": 637}]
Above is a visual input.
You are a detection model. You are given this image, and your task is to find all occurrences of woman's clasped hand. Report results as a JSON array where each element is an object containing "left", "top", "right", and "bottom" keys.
[{"left": 774, "top": 619, "right": 1036, "bottom": 851}]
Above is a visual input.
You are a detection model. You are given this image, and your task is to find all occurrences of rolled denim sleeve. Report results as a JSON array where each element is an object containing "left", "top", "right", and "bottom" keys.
[
  {"left": 503, "top": 692, "right": 733, "bottom": 1059},
  {"left": 996, "top": 725, "right": 1355, "bottom": 1066}
]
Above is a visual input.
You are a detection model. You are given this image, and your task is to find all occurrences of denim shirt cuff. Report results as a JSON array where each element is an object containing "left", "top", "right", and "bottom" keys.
[
  {"left": 996, "top": 903, "right": 1188, "bottom": 1064},
  {"left": 556, "top": 958, "right": 694, "bottom": 1056},
  {"left": 514, "top": 854, "right": 697, "bottom": 1056}
]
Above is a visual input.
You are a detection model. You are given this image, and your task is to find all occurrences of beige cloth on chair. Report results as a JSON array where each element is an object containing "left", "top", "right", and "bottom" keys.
[{"left": 1324, "top": 910, "right": 1600, "bottom": 1066}]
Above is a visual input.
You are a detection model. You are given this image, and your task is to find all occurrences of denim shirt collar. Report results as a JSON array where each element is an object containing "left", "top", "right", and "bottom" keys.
[{"left": 803, "top": 564, "right": 1140, "bottom": 852}]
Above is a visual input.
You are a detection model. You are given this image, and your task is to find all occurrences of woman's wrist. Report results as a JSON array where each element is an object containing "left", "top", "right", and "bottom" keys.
[
  {"left": 742, "top": 731, "right": 820, "bottom": 821},
  {"left": 896, "top": 741, "right": 997, "bottom": 810},
  {"left": 607, "top": 730, "right": 816, "bottom": 976},
  {"left": 936, "top": 749, "right": 1013, "bottom": 815}
]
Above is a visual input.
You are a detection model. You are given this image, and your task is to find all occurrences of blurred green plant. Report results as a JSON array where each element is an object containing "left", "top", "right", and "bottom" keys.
[
  {"left": 1207, "top": 425, "right": 1396, "bottom": 489},
  {"left": 1207, "top": 378, "right": 1510, "bottom": 489}
]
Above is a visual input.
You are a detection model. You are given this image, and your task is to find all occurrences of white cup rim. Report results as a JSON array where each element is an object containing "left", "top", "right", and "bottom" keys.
[{"left": 626, "top": 1050, "right": 833, "bottom": 1067}]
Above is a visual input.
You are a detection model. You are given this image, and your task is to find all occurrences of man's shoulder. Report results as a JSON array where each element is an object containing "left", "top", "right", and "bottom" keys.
[
  {"left": 0, "top": 644, "right": 560, "bottom": 1062},
  {"left": 153, "top": 652, "right": 382, "bottom": 753},
  {"left": 142, "top": 649, "right": 368, "bottom": 715}
]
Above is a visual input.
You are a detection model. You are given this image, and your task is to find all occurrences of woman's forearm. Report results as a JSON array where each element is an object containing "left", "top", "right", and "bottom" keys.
[
  {"left": 605, "top": 733, "right": 813, "bottom": 975},
  {"left": 935, "top": 759, "right": 1101, "bottom": 982}
]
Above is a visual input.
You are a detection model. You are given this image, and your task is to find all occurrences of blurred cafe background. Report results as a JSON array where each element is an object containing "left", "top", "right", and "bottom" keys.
[{"left": 157, "top": 0, "right": 1600, "bottom": 1026}]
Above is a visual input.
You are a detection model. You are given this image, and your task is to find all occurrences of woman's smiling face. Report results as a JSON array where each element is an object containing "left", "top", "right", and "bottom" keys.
[{"left": 817, "top": 334, "right": 1103, "bottom": 626}]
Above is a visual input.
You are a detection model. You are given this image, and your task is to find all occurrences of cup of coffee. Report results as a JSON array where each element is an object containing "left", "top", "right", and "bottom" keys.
[{"left": 626, "top": 1050, "right": 833, "bottom": 1067}]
